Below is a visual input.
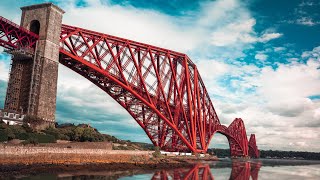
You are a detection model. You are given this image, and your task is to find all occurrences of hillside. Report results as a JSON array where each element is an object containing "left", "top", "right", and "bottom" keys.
[{"left": 0, "top": 120, "right": 154, "bottom": 150}]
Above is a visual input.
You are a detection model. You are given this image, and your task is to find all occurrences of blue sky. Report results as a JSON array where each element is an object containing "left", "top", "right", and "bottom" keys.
[{"left": 0, "top": 0, "right": 320, "bottom": 152}]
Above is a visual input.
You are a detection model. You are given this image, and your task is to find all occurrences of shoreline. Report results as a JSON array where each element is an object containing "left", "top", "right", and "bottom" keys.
[
  {"left": 0, "top": 161, "right": 198, "bottom": 177},
  {"left": 0, "top": 144, "right": 218, "bottom": 177}
]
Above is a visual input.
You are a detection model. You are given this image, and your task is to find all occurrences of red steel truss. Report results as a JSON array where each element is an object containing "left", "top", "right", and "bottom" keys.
[
  {"left": 59, "top": 24, "right": 221, "bottom": 153},
  {"left": 0, "top": 15, "right": 259, "bottom": 155},
  {"left": 0, "top": 16, "right": 38, "bottom": 51},
  {"left": 248, "top": 134, "right": 260, "bottom": 158}
]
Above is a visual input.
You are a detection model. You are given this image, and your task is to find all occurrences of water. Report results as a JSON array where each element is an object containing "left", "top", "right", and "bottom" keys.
[{"left": 7, "top": 159, "right": 320, "bottom": 180}]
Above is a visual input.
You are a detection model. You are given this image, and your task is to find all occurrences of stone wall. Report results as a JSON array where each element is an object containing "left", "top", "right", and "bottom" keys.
[
  {"left": 39, "top": 141, "right": 113, "bottom": 150},
  {"left": 0, "top": 144, "right": 152, "bottom": 165}
]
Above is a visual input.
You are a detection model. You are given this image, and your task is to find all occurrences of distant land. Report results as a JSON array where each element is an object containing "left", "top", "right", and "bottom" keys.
[{"left": 209, "top": 148, "right": 320, "bottom": 160}]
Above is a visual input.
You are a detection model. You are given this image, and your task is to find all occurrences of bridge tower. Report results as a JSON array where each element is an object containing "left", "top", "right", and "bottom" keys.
[{"left": 4, "top": 3, "right": 64, "bottom": 124}]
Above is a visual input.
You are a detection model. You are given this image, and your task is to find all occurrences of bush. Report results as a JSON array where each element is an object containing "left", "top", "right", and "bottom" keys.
[
  {"left": 0, "top": 129, "right": 8, "bottom": 142},
  {"left": 0, "top": 122, "right": 8, "bottom": 129},
  {"left": 16, "top": 132, "right": 29, "bottom": 140},
  {"left": 22, "top": 137, "right": 38, "bottom": 145},
  {"left": 5, "top": 128, "right": 15, "bottom": 140},
  {"left": 152, "top": 146, "right": 162, "bottom": 158},
  {"left": 43, "top": 126, "right": 60, "bottom": 139},
  {"left": 34, "top": 134, "right": 56, "bottom": 143},
  {"left": 9, "top": 125, "right": 27, "bottom": 136},
  {"left": 22, "top": 123, "right": 33, "bottom": 133}
]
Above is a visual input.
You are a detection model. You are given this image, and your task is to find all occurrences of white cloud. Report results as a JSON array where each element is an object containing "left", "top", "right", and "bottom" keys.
[
  {"left": 255, "top": 53, "right": 268, "bottom": 61},
  {"left": 314, "top": 108, "right": 320, "bottom": 120},
  {"left": 197, "top": 60, "right": 230, "bottom": 79},
  {"left": 63, "top": 1, "right": 203, "bottom": 53},
  {"left": 302, "top": 46, "right": 320, "bottom": 58},
  {"left": 288, "top": 57, "right": 299, "bottom": 61},
  {"left": 0, "top": 47, "right": 10, "bottom": 81},
  {"left": 296, "top": 17, "right": 319, "bottom": 26},
  {"left": 198, "top": 0, "right": 239, "bottom": 27},
  {"left": 201, "top": 46, "right": 320, "bottom": 151},
  {"left": 274, "top": 47, "right": 286, "bottom": 52},
  {"left": 61, "top": 0, "right": 281, "bottom": 62},
  {"left": 228, "top": 47, "right": 320, "bottom": 151},
  {"left": 210, "top": 19, "right": 282, "bottom": 47},
  {"left": 0, "top": 61, "right": 8, "bottom": 81},
  {"left": 259, "top": 32, "right": 282, "bottom": 42},
  {"left": 210, "top": 19, "right": 256, "bottom": 46},
  {"left": 257, "top": 57, "right": 320, "bottom": 102}
]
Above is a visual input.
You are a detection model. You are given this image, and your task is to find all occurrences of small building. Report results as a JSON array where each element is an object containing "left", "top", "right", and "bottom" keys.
[
  {"left": 0, "top": 109, "right": 25, "bottom": 125},
  {"left": 160, "top": 151, "right": 179, "bottom": 156},
  {"left": 160, "top": 151, "right": 193, "bottom": 156}
]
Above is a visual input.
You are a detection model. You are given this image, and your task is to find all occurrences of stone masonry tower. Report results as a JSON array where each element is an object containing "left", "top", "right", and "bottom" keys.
[{"left": 4, "top": 3, "right": 64, "bottom": 123}]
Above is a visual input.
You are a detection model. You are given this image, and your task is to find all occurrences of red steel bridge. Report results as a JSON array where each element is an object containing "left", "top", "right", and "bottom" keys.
[{"left": 0, "top": 11, "right": 259, "bottom": 157}]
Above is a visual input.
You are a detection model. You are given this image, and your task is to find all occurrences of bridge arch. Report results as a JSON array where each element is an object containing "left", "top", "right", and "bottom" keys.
[
  {"left": 208, "top": 119, "right": 249, "bottom": 157},
  {"left": 58, "top": 24, "right": 223, "bottom": 153}
]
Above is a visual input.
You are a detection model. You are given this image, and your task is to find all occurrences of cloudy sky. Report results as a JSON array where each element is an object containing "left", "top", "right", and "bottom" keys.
[{"left": 0, "top": 0, "right": 319, "bottom": 152}]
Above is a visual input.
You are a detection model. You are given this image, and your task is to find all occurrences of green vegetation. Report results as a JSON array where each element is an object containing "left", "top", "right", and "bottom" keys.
[
  {"left": 152, "top": 146, "right": 161, "bottom": 158},
  {"left": 0, "top": 120, "right": 106, "bottom": 144},
  {"left": 0, "top": 119, "right": 154, "bottom": 150},
  {"left": 208, "top": 148, "right": 230, "bottom": 157},
  {"left": 0, "top": 121, "right": 56, "bottom": 144},
  {"left": 44, "top": 123, "right": 105, "bottom": 142},
  {"left": 208, "top": 148, "right": 320, "bottom": 160}
]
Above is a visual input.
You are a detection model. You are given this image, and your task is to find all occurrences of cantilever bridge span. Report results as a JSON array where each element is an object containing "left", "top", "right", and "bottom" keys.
[{"left": 0, "top": 3, "right": 259, "bottom": 156}]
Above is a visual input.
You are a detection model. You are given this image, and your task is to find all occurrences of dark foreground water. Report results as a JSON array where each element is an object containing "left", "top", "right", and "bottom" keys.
[{"left": 9, "top": 159, "right": 320, "bottom": 180}]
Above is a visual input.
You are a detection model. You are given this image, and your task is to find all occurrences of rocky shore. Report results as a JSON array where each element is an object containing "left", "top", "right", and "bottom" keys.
[{"left": 0, "top": 144, "right": 218, "bottom": 178}]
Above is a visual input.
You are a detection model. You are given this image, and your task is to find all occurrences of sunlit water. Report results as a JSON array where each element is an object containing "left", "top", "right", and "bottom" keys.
[{"left": 9, "top": 159, "right": 320, "bottom": 180}]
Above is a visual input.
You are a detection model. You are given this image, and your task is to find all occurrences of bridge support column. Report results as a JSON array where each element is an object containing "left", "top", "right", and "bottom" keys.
[{"left": 4, "top": 3, "right": 64, "bottom": 124}]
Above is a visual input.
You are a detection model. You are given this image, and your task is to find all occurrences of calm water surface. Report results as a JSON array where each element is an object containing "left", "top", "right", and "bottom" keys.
[{"left": 13, "top": 159, "right": 320, "bottom": 180}]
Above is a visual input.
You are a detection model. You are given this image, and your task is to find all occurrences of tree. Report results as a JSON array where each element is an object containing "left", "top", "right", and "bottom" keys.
[
  {"left": 152, "top": 146, "right": 162, "bottom": 158},
  {"left": 72, "top": 127, "right": 84, "bottom": 141},
  {"left": 82, "top": 128, "right": 95, "bottom": 142}
]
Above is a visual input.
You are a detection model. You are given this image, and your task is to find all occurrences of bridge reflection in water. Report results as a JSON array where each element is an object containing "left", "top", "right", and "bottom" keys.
[{"left": 151, "top": 161, "right": 262, "bottom": 180}]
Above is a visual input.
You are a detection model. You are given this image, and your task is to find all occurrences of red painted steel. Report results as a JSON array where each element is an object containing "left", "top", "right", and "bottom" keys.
[
  {"left": 0, "top": 16, "right": 38, "bottom": 51},
  {"left": 0, "top": 15, "right": 259, "bottom": 156},
  {"left": 59, "top": 24, "right": 221, "bottom": 153},
  {"left": 211, "top": 118, "right": 249, "bottom": 157},
  {"left": 248, "top": 134, "right": 260, "bottom": 158}
]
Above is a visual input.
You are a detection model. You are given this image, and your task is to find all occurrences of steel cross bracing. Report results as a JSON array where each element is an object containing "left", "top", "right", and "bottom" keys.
[
  {"left": 0, "top": 16, "right": 38, "bottom": 52},
  {"left": 0, "top": 15, "right": 258, "bottom": 155}
]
